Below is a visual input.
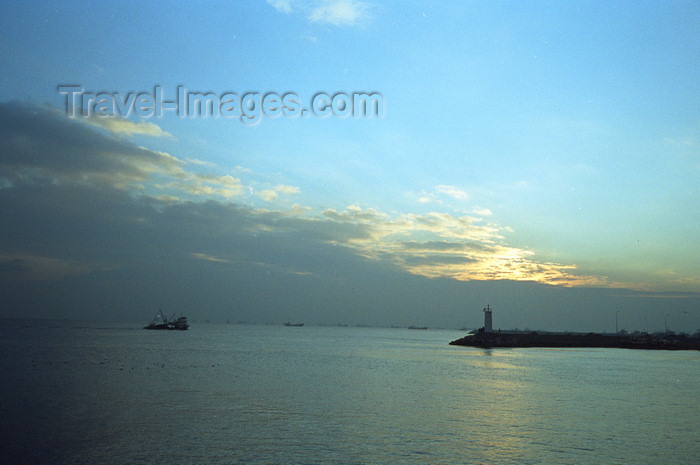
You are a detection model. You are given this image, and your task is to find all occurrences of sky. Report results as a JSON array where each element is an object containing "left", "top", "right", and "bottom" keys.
[{"left": 0, "top": 0, "right": 698, "bottom": 332}]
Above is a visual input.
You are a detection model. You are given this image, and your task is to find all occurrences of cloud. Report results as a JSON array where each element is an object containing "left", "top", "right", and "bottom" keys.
[
  {"left": 274, "top": 184, "right": 301, "bottom": 194},
  {"left": 1, "top": 102, "right": 698, "bottom": 331},
  {"left": 0, "top": 253, "right": 97, "bottom": 281},
  {"left": 309, "top": 0, "right": 369, "bottom": 26},
  {"left": 0, "top": 101, "right": 242, "bottom": 200},
  {"left": 323, "top": 204, "right": 386, "bottom": 223},
  {"left": 186, "top": 158, "right": 216, "bottom": 167},
  {"left": 435, "top": 184, "right": 469, "bottom": 200},
  {"left": 414, "top": 185, "right": 479, "bottom": 206},
  {"left": 85, "top": 116, "right": 171, "bottom": 138},
  {"left": 190, "top": 252, "right": 231, "bottom": 263},
  {"left": 0, "top": 103, "right": 183, "bottom": 191},
  {"left": 267, "top": 0, "right": 293, "bottom": 14},
  {"left": 0, "top": 102, "right": 646, "bottom": 291},
  {"left": 321, "top": 205, "right": 607, "bottom": 287},
  {"left": 268, "top": 0, "right": 371, "bottom": 29},
  {"left": 259, "top": 189, "right": 278, "bottom": 202},
  {"left": 471, "top": 207, "right": 493, "bottom": 216},
  {"left": 258, "top": 184, "right": 301, "bottom": 202},
  {"left": 166, "top": 174, "right": 243, "bottom": 199}
]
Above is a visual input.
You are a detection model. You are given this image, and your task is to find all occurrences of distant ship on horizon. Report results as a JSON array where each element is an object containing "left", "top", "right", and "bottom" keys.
[
  {"left": 284, "top": 322, "right": 304, "bottom": 327},
  {"left": 144, "top": 309, "right": 189, "bottom": 330}
]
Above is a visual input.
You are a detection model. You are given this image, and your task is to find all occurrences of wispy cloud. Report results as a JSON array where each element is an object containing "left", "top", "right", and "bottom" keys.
[
  {"left": 190, "top": 252, "right": 231, "bottom": 263},
  {"left": 308, "top": 0, "right": 370, "bottom": 26},
  {"left": 435, "top": 184, "right": 469, "bottom": 200},
  {"left": 267, "top": 0, "right": 293, "bottom": 14},
  {"left": 268, "top": 0, "right": 370, "bottom": 28},
  {"left": 414, "top": 184, "right": 474, "bottom": 205},
  {"left": 186, "top": 158, "right": 216, "bottom": 167},
  {"left": 471, "top": 207, "right": 493, "bottom": 216},
  {"left": 85, "top": 116, "right": 171, "bottom": 138}
]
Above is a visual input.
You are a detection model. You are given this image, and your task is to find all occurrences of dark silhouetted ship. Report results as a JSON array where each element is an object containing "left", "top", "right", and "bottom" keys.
[{"left": 144, "top": 309, "right": 189, "bottom": 330}]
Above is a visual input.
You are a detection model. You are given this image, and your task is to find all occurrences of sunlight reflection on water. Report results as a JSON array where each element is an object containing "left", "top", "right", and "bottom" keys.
[{"left": 2, "top": 322, "right": 699, "bottom": 464}]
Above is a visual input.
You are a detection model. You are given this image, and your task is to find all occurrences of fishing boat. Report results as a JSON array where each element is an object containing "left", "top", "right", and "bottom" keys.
[{"left": 144, "top": 309, "right": 189, "bottom": 330}]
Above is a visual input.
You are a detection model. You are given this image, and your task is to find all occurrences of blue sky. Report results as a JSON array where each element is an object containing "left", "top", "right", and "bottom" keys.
[{"left": 0, "top": 1, "right": 698, "bottom": 330}]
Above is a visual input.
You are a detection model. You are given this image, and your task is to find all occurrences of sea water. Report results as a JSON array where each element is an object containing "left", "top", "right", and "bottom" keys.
[{"left": 2, "top": 320, "right": 699, "bottom": 464}]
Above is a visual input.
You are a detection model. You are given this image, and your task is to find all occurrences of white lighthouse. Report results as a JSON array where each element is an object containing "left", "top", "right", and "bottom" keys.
[{"left": 483, "top": 305, "right": 493, "bottom": 332}]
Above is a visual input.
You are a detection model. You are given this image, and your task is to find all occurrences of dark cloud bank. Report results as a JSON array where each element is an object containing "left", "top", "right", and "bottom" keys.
[{"left": 1, "top": 102, "right": 697, "bottom": 332}]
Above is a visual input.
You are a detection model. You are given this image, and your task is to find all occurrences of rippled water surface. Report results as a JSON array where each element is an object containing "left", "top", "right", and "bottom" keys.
[{"left": 2, "top": 321, "right": 699, "bottom": 464}]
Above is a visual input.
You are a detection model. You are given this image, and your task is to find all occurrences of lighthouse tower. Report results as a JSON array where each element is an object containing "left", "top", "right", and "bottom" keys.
[{"left": 483, "top": 305, "right": 493, "bottom": 332}]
